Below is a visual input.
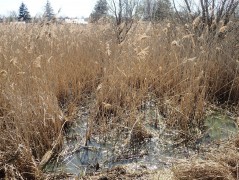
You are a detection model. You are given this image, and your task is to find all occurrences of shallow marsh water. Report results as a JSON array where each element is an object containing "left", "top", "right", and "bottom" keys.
[
  {"left": 47, "top": 104, "right": 238, "bottom": 176},
  {"left": 203, "top": 112, "right": 238, "bottom": 142}
]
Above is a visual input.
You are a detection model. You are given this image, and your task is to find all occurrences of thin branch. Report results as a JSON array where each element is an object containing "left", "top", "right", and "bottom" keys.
[{"left": 172, "top": 0, "right": 184, "bottom": 23}]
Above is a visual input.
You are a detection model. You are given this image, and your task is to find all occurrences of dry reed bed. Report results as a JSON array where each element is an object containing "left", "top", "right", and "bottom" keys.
[
  {"left": 173, "top": 139, "right": 239, "bottom": 179},
  {"left": 0, "top": 23, "right": 104, "bottom": 179},
  {"left": 0, "top": 21, "right": 238, "bottom": 178}
]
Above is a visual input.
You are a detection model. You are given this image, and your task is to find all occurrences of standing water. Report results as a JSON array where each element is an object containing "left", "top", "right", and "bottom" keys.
[{"left": 45, "top": 103, "right": 238, "bottom": 176}]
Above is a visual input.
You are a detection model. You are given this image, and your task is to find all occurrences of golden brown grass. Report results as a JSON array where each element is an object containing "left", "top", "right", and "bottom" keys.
[
  {"left": 173, "top": 139, "right": 239, "bottom": 180},
  {"left": 173, "top": 159, "right": 234, "bottom": 180},
  {"left": 0, "top": 20, "right": 238, "bottom": 178}
]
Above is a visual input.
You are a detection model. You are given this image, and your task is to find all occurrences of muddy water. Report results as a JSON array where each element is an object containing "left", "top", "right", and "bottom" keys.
[{"left": 47, "top": 104, "right": 238, "bottom": 176}]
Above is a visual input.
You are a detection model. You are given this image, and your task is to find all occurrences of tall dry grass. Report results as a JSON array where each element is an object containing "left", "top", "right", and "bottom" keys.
[
  {"left": 0, "top": 23, "right": 104, "bottom": 178},
  {"left": 0, "top": 20, "right": 238, "bottom": 178}
]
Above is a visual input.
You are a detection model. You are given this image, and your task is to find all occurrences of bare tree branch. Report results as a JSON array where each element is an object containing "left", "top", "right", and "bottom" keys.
[
  {"left": 184, "top": 0, "right": 191, "bottom": 13},
  {"left": 172, "top": 0, "right": 184, "bottom": 23}
]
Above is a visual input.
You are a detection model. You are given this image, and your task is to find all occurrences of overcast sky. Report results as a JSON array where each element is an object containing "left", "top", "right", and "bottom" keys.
[
  {"left": 0, "top": 0, "right": 188, "bottom": 18},
  {"left": 0, "top": 0, "right": 98, "bottom": 18}
]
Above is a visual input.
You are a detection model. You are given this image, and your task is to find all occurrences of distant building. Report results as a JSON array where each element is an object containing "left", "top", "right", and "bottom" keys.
[
  {"left": 10, "top": 21, "right": 26, "bottom": 25},
  {"left": 64, "top": 17, "right": 88, "bottom": 24}
]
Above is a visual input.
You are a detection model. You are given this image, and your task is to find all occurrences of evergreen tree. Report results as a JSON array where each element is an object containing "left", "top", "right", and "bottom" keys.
[
  {"left": 153, "top": 0, "right": 173, "bottom": 21},
  {"left": 44, "top": 0, "right": 54, "bottom": 20},
  {"left": 90, "top": 0, "right": 108, "bottom": 22},
  {"left": 18, "top": 3, "right": 31, "bottom": 22}
]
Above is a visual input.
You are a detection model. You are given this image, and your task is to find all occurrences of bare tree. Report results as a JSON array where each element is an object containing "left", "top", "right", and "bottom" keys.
[
  {"left": 197, "top": 0, "right": 238, "bottom": 30},
  {"left": 153, "top": 0, "right": 173, "bottom": 21},
  {"left": 216, "top": 0, "right": 239, "bottom": 25},
  {"left": 184, "top": 0, "right": 192, "bottom": 13},
  {"left": 172, "top": 0, "right": 200, "bottom": 23},
  {"left": 144, "top": 0, "right": 151, "bottom": 20},
  {"left": 173, "top": 0, "right": 239, "bottom": 27},
  {"left": 108, "top": 0, "right": 140, "bottom": 43},
  {"left": 7, "top": 11, "right": 18, "bottom": 22},
  {"left": 143, "top": 0, "right": 157, "bottom": 20},
  {"left": 108, "top": 0, "right": 140, "bottom": 24},
  {"left": 108, "top": 0, "right": 122, "bottom": 25}
]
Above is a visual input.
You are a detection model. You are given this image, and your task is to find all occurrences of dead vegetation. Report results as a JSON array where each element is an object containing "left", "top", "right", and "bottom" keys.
[
  {"left": 173, "top": 138, "right": 239, "bottom": 180},
  {"left": 173, "top": 159, "right": 234, "bottom": 180},
  {"left": 0, "top": 19, "right": 238, "bottom": 179}
]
